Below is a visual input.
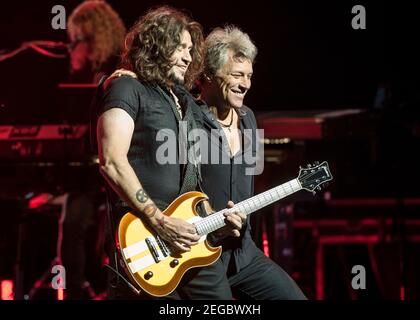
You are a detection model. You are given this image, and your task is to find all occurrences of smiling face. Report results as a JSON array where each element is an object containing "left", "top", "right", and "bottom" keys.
[
  {"left": 167, "top": 29, "right": 193, "bottom": 85},
  {"left": 213, "top": 49, "right": 253, "bottom": 110}
]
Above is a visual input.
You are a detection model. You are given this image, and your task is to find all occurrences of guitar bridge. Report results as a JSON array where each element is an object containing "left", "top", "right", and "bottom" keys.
[
  {"left": 145, "top": 237, "right": 160, "bottom": 263},
  {"left": 145, "top": 236, "right": 170, "bottom": 263}
]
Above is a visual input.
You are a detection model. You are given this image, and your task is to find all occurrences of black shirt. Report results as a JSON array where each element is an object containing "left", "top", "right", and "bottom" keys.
[
  {"left": 98, "top": 76, "right": 185, "bottom": 217},
  {"left": 199, "top": 103, "right": 261, "bottom": 273}
]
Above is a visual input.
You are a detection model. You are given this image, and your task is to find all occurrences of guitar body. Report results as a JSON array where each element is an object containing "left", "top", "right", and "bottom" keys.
[
  {"left": 116, "top": 161, "right": 332, "bottom": 297},
  {"left": 117, "top": 191, "right": 222, "bottom": 297}
]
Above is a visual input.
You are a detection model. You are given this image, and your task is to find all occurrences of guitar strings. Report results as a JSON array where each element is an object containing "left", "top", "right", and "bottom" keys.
[{"left": 194, "top": 167, "right": 330, "bottom": 234}]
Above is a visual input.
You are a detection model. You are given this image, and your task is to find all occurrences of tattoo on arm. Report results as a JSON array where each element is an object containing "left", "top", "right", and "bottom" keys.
[
  {"left": 136, "top": 189, "right": 149, "bottom": 203},
  {"left": 143, "top": 204, "right": 158, "bottom": 218}
]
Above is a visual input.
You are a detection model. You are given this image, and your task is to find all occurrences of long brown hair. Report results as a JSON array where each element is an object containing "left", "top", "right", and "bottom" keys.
[
  {"left": 68, "top": 0, "right": 126, "bottom": 72},
  {"left": 121, "top": 6, "right": 204, "bottom": 89}
]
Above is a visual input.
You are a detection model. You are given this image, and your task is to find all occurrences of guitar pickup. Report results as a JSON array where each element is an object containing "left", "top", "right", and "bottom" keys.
[{"left": 145, "top": 237, "right": 161, "bottom": 263}]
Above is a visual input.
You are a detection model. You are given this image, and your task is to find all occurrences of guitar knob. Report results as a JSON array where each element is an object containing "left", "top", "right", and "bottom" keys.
[
  {"left": 170, "top": 259, "right": 179, "bottom": 268},
  {"left": 144, "top": 271, "right": 153, "bottom": 280}
]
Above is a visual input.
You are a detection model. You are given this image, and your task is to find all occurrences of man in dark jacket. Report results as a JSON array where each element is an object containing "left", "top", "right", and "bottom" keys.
[{"left": 197, "top": 25, "right": 307, "bottom": 300}]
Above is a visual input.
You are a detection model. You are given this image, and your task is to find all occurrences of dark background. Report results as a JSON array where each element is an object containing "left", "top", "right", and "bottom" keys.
[
  {"left": 1, "top": 1, "right": 420, "bottom": 300},
  {"left": 1, "top": 0, "right": 418, "bottom": 123}
]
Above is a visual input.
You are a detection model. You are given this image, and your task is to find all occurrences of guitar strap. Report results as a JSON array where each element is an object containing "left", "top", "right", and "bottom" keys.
[
  {"left": 158, "top": 84, "right": 204, "bottom": 195},
  {"left": 177, "top": 85, "right": 204, "bottom": 195}
]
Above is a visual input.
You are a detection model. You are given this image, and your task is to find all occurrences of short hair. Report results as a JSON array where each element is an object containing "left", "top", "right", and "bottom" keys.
[
  {"left": 204, "top": 25, "right": 257, "bottom": 77},
  {"left": 68, "top": 0, "right": 126, "bottom": 72},
  {"left": 121, "top": 6, "right": 204, "bottom": 89}
]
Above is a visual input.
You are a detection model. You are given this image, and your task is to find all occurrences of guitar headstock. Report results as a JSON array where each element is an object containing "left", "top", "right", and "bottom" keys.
[{"left": 298, "top": 161, "right": 333, "bottom": 193}]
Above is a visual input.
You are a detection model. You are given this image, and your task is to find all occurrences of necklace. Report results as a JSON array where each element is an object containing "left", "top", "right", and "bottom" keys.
[
  {"left": 217, "top": 108, "right": 240, "bottom": 156},
  {"left": 217, "top": 109, "right": 234, "bottom": 132}
]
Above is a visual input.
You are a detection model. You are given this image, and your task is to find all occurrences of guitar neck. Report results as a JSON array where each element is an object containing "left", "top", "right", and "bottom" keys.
[{"left": 195, "top": 178, "right": 302, "bottom": 236}]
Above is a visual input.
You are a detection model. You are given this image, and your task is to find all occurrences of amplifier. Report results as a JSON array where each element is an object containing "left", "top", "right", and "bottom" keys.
[{"left": 257, "top": 109, "right": 371, "bottom": 141}]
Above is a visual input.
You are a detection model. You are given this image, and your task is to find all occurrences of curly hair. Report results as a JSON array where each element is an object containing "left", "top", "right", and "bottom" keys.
[
  {"left": 68, "top": 0, "right": 126, "bottom": 72},
  {"left": 121, "top": 6, "right": 204, "bottom": 89}
]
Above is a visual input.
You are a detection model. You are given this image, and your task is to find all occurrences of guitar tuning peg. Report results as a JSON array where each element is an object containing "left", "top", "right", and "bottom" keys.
[
  {"left": 307, "top": 164, "right": 312, "bottom": 168},
  {"left": 316, "top": 186, "right": 322, "bottom": 191},
  {"left": 313, "top": 161, "right": 320, "bottom": 166}
]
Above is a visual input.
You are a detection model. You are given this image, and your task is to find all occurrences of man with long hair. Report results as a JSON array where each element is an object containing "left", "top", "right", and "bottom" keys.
[
  {"left": 67, "top": 0, "right": 126, "bottom": 83},
  {"left": 96, "top": 6, "right": 244, "bottom": 299},
  {"left": 59, "top": 0, "right": 126, "bottom": 299}
]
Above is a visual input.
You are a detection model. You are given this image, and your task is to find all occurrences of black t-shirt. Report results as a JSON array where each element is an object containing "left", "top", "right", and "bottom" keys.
[{"left": 98, "top": 76, "right": 184, "bottom": 217}]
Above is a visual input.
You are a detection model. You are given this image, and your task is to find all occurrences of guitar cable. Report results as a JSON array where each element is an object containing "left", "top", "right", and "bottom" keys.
[
  {"left": 104, "top": 262, "right": 141, "bottom": 295},
  {"left": 103, "top": 188, "right": 142, "bottom": 296}
]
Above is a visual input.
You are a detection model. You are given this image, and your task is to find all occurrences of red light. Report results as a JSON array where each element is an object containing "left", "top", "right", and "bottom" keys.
[
  {"left": 57, "top": 288, "right": 64, "bottom": 300},
  {"left": 1, "top": 280, "right": 14, "bottom": 300},
  {"left": 400, "top": 286, "right": 405, "bottom": 301},
  {"left": 262, "top": 230, "right": 270, "bottom": 257},
  {"left": 28, "top": 193, "right": 53, "bottom": 209}
]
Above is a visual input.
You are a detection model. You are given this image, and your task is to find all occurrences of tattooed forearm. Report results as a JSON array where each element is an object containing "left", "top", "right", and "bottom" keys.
[
  {"left": 136, "top": 189, "right": 149, "bottom": 203},
  {"left": 143, "top": 204, "right": 158, "bottom": 218}
]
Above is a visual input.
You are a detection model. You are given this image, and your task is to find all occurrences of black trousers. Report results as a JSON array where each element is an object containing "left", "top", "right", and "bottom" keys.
[
  {"left": 61, "top": 191, "right": 107, "bottom": 299},
  {"left": 227, "top": 249, "right": 306, "bottom": 300},
  {"left": 108, "top": 247, "right": 306, "bottom": 300},
  {"left": 61, "top": 193, "right": 96, "bottom": 298}
]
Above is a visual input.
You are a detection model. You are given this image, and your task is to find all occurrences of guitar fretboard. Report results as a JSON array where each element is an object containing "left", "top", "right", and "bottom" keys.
[{"left": 194, "top": 178, "right": 301, "bottom": 236}]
